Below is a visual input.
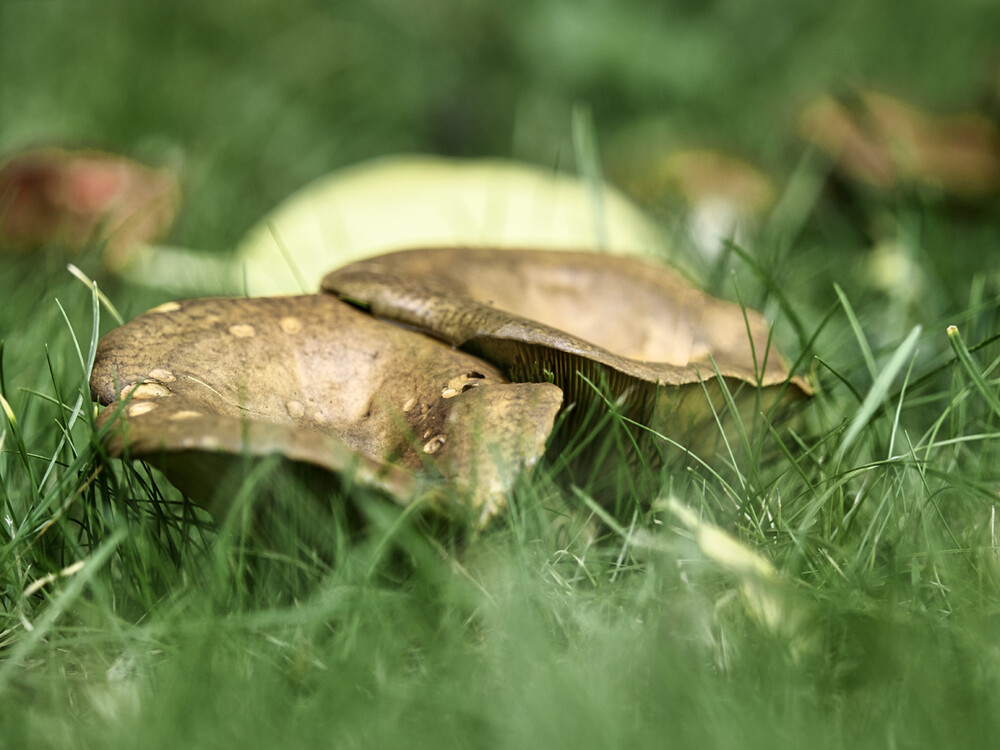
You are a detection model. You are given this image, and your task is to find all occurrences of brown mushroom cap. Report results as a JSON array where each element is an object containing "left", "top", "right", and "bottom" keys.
[
  {"left": 322, "top": 248, "right": 811, "bottom": 454},
  {"left": 0, "top": 148, "right": 180, "bottom": 261},
  {"left": 799, "top": 92, "right": 1000, "bottom": 199},
  {"left": 629, "top": 148, "right": 776, "bottom": 217},
  {"left": 90, "top": 294, "right": 562, "bottom": 523}
]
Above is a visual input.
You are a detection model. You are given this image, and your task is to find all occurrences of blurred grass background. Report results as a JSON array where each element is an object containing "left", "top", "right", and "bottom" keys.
[
  {"left": 3, "top": 0, "right": 998, "bottom": 248},
  {"left": 3, "top": 1, "right": 1000, "bottom": 749}
]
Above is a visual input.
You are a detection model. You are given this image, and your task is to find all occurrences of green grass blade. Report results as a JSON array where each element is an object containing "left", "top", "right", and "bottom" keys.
[
  {"left": 837, "top": 325, "right": 922, "bottom": 459},
  {"left": 834, "top": 283, "right": 877, "bottom": 379},
  {"left": 0, "top": 528, "right": 126, "bottom": 691},
  {"left": 571, "top": 102, "right": 608, "bottom": 250},
  {"left": 947, "top": 324, "right": 1000, "bottom": 420}
]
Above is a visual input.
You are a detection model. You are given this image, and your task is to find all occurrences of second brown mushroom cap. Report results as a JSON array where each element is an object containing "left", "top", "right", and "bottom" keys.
[{"left": 323, "top": 248, "right": 811, "bottom": 456}]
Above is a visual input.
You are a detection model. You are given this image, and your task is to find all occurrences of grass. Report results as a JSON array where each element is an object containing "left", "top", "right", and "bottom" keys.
[{"left": 3, "top": 1, "right": 1000, "bottom": 748}]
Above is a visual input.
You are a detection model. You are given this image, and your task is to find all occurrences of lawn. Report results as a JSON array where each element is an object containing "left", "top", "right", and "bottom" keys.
[{"left": 3, "top": 1, "right": 1000, "bottom": 748}]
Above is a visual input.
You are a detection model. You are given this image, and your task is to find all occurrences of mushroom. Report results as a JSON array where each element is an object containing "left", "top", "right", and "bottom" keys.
[
  {"left": 799, "top": 91, "right": 1000, "bottom": 199},
  {"left": 115, "top": 154, "right": 666, "bottom": 296},
  {"left": 0, "top": 148, "right": 180, "bottom": 263},
  {"left": 642, "top": 149, "right": 777, "bottom": 259},
  {"left": 322, "top": 248, "right": 811, "bottom": 457},
  {"left": 655, "top": 149, "right": 776, "bottom": 217},
  {"left": 90, "top": 293, "right": 562, "bottom": 525}
]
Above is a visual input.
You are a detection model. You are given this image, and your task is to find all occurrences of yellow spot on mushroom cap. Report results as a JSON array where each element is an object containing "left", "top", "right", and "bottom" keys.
[
  {"left": 279, "top": 316, "right": 303, "bottom": 334},
  {"left": 177, "top": 434, "right": 220, "bottom": 450},
  {"left": 122, "top": 382, "right": 172, "bottom": 400},
  {"left": 442, "top": 372, "right": 486, "bottom": 398},
  {"left": 402, "top": 397, "right": 417, "bottom": 412},
  {"left": 286, "top": 400, "right": 305, "bottom": 418},
  {"left": 169, "top": 410, "right": 202, "bottom": 421},
  {"left": 127, "top": 401, "right": 157, "bottom": 417},
  {"left": 150, "top": 301, "right": 182, "bottom": 314},
  {"left": 148, "top": 368, "right": 175, "bottom": 382},
  {"left": 423, "top": 434, "right": 447, "bottom": 454},
  {"left": 228, "top": 324, "right": 256, "bottom": 338}
]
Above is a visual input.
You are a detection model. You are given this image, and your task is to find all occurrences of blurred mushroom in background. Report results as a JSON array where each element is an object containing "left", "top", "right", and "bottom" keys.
[
  {"left": 608, "top": 130, "right": 777, "bottom": 261},
  {"left": 0, "top": 148, "right": 180, "bottom": 265},
  {"left": 652, "top": 149, "right": 776, "bottom": 259},
  {"left": 799, "top": 90, "right": 1000, "bottom": 201}
]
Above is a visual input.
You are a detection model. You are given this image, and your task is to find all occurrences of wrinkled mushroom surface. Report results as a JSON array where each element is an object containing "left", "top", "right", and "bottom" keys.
[
  {"left": 90, "top": 294, "right": 562, "bottom": 522},
  {"left": 323, "top": 248, "right": 810, "bottom": 450}
]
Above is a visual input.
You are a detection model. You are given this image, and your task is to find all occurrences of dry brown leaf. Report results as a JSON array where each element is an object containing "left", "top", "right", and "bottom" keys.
[
  {"left": 323, "top": 248, "right": 811, "bottom": 455},
  {"left": 799, "top": 91, "right": 1000, "bottom": 199},
  {"left": 90, "top": 294, "right": 562, "bottom": 524},
  {"left": 0, "top": 148, "right": 180, "bottom": 262}
]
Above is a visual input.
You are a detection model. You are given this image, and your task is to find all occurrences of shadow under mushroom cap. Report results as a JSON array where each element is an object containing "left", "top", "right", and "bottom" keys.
[
  {"left": 322, "top": 248, "right": 811, "bottom": 449},
  {"left": 90, "top": 294, "right": 562, "bottom": 523}
]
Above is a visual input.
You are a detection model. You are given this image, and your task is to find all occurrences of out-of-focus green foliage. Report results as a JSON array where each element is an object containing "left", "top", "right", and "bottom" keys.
[{"left": 3, "top": 0, "right": 997, "bottom": 248}]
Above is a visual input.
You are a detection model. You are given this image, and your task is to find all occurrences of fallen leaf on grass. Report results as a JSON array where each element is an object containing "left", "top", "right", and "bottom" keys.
[{"left": 115, "top": 154, "right": 667, "bottom": 295}]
